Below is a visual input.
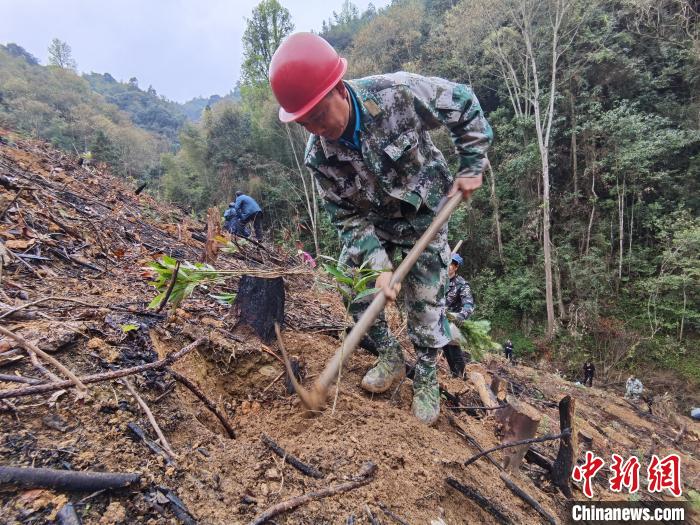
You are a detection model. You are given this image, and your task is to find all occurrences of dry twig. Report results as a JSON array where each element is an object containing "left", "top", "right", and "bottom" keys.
[
  {"left": 167, "top": 368, "right": 235, "bottom": 438},
  {"left": 122, "top": 378, "right": 176, "bottom": 460},
  {"left": 0, "top": 466, "right": 140, "bottom": 491},
  {"left": 0, "top": 296, "right": 99, "bottom": 320},
  {"left": 0, "top": 325, "right": 87, "bottom": 397},
  {"left": 378, "top": 502, "right": 410, "bottom": 525},
  {"left": 463, "top": 429, "right": 571, "bottom": 468},
  {"left": 499, "top": 471, "right": 557, "bottom": 525},
  {"left": 0, "top": 373, "right": 42, "bottom": 385},
  {"left": 446, "top": 477, "right": 514, "bottom": 525}
]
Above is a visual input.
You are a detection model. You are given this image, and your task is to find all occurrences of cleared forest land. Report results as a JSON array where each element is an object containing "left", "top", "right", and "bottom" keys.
[{"left": 1, "top": 134, "right": 698, "bottom": 523}]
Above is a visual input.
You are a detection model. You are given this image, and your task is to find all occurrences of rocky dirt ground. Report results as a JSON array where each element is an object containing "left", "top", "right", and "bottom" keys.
[{"left": 1, "top": 134, "right": 698, "bottom": 524}]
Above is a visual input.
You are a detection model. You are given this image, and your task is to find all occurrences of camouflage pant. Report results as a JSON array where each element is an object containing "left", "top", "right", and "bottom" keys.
[{"left": 340, "top": 219, "right": 451, "bottom": 350}]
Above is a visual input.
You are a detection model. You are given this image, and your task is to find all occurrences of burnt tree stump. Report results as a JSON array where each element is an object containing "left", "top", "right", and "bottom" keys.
[
  {"left": 234, "top": 276, "right": 285, "bottom": 343},
  {"left": 552, "top": 395, "right": 577, "bottom": 498},
  {"left": 500, "top": 396, "right": 541, "bottom": 474}
]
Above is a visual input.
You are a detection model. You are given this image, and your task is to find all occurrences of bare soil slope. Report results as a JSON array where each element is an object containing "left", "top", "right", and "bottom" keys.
[{"left": 1, "top": 135, "right": 698, "bottom": 524}]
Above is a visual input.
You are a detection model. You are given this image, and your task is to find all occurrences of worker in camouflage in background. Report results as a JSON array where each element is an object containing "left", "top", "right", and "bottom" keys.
[
  {"left": 443, "top": 253, "right": 475, "bottom": 377},
  {"left": 269, "top": 33, "right": 492, "bottom": 425}
]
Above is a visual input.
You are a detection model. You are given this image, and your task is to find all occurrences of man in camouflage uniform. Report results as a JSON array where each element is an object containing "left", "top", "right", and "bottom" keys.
[
  {"left": 443, "top": 253, "right": 475, "bottom": 377},
  {"left": 269, "top": 33, "right": 492, "bottom": 425}
]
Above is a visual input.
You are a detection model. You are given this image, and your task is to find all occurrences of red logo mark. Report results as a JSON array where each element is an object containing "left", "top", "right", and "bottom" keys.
[
  {"left": 609, "top": 454, "right": 640, "bottom": 493},
  {"left": 572, "top": 451, "right": 605, "bottom": 498},
  {"left": 648, "top": 454, "right": 682, "bottom": 497}
]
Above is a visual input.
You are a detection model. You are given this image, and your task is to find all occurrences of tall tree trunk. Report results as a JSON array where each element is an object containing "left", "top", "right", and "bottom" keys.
[
  {"left": 521, "top": 8, "right": 560, "bottom": 338},
  {"left": 679, "top": 285, "right": 686, "bottom": 342},
  {"left": 610, "top": 217, "right": 614, "bottom": 262},
  {"left": 570, "top": 89, "right": 578, "bottom": 198},
  {"left": 628, "top": 191, "right": 635, "bottom": 275},
  {"left": 584, "top": 146, "right": 598, "bottom": 255},
  {"left": 585, "top": 203, "right": 595, "bottom": 256},
  {"left": 554, "top": 257, "right": 566, "bottom": 320},
  {"left": 487, "top": 164, "right": 504, "bottom": 264},
  {"left": 541, "top": 156, "right": 556, "bottom": 336},
  {"left": 617, "top": 176, "right": 625, "bottom": 285}
]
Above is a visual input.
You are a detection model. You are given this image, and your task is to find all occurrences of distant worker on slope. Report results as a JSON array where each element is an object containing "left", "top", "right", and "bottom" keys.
[
  {"left": 625, "top": 376, "right": 644, "bottom": 400},
  {"left": 269, "top": 33, "right": 492, "bottom": 425},
  {"left": 582, "top": 360, "right": 595, "bottom": 387},
  {"left": 442, "top": 253, "right": 475, "bottom": 377},
  {"left": 503, "top": 339, "right": 514, "bottom": 361},
  {"left": 224, "top": 191, "right": 263, "bottom": 241}
]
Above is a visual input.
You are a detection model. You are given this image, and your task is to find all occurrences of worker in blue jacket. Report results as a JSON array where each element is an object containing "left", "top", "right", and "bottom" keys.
[{"left": 224, "top": 191, "right": 263, "bottom": 240}]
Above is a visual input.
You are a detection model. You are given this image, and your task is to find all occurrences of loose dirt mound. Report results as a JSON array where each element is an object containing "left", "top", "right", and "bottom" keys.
[{"left": 1, "top": 135, "right": 698, "bottom": 524}]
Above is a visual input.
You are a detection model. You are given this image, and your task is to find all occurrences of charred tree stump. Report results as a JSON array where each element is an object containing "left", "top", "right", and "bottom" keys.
[
  {"left": 552, "top": 395, "right": 577, "bottom": 499},
  {"left": 491, "top": 376, "right": 509, "bottom": 402},
  {"left": 233, "top": 276, "right": 284, "bottom": 342},
  {"left": 470, "top": 371, "right": 499, "bottom": 408},
  {"left": 499, "top": 396, "right": 541, "bottom": 474}
]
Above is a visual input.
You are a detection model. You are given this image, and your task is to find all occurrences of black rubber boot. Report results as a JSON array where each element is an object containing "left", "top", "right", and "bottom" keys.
[{"left": 443, "top": 344, "right": 468, "bottom": 377}]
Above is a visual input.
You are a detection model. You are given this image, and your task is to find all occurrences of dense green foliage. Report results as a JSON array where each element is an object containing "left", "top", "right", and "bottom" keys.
[{"left": 241, "top": 0, "right": 294, "bottom": 85}]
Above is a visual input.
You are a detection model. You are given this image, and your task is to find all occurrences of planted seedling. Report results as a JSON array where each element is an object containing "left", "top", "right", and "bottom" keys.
[
  {"left": 448, "top": 316, "right": 502, "bottom": 362},
  {"left": 321, "top": 257, "right": 382, "bottom": 306},
  {"left": 146, "top": 255, "right": 234, "bottom": 310}
]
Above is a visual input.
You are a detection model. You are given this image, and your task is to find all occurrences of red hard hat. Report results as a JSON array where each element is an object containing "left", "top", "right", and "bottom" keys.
[{"left": 269, "top": 32, "right": 347, "bottom": 123}]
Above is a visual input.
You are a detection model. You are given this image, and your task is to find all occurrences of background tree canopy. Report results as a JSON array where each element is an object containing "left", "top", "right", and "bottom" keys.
[{"left": 0, "top": 0, "right": 698, "bottom": 395}]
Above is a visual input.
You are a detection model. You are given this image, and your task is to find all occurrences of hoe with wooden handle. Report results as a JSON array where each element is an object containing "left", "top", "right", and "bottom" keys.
[{"left": 277, "top": 193, "right": 465, "bottom": 413}]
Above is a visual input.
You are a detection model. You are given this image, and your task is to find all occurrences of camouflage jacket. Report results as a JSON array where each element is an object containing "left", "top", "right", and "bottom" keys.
[
  {"left": 446, "top": 275, "right": 474, "bottom": 321},
  {"left": 304, "top": 72, "right": 492, "bottom": 270}
]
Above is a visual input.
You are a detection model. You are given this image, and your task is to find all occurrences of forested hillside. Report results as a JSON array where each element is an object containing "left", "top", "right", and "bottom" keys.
[
  {"left": 1, "top": 0, "right": 698, "bottom": 396},
  {"left": 0, "top": 43, "right": 169, "bottom": 180}
]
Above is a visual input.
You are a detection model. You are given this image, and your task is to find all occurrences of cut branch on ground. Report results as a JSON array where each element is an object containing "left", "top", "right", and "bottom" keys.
[
  {"left": 463, "top": 429, "right": 571, "bottom": 468},
  {"left": 0, "top": 466, "right": 140, "bottom": 492},
  {"left": 247, "top": 462, "right": 377, "bottom": 525},
  {"left": 167, "top": 368, "right": 236, "bottom": 438},
  {"left": 122, "top": 378, "right": 176, "bottom": 460},
  {"left": 261, "top": 433, "right": 324, "bottom": 479}
]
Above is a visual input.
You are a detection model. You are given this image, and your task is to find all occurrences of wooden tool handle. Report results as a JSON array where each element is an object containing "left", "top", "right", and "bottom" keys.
[{"left": 316, "top": 193, "right": 464, "bottom": 390}]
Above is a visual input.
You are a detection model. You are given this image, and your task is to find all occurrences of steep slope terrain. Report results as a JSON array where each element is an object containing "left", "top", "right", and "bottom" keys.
[{"left": 0, "top": 134, "right": 698, "bottom": 524}]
